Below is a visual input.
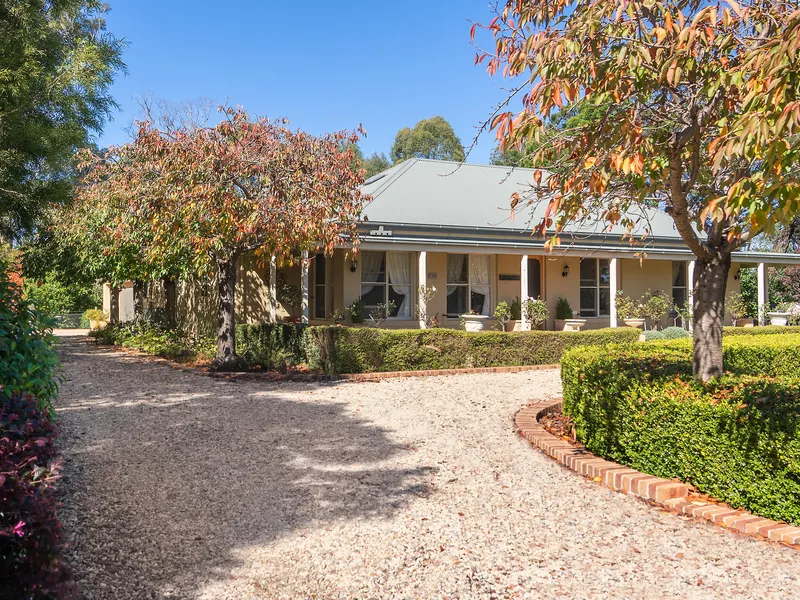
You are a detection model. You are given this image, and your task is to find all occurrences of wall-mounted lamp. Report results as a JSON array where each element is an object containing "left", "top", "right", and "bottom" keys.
[
  {"left": 350, "top": 258, "right": 358, "bottom": 273},
  {"left": 562, "top": 264, "right": 570, "bottom": 278},
  {"left": 734, "top": 268, "right": 742, "bottom": 281}
]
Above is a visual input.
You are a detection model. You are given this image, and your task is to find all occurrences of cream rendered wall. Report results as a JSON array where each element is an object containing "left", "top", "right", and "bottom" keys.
[
  {"left": 543, "top": 255, "right": 581, "bottom": 329},
  {"left": 619, "top": 258, "right": 673, "bottom": 300}
]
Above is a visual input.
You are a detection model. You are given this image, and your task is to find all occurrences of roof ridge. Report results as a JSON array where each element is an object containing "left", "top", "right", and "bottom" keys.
[
  {"left": 413, "top": 157, "right": 544, "bottom": 173},
  {"left": 365, "top": 158, "right": 418, "bottom": 200}
]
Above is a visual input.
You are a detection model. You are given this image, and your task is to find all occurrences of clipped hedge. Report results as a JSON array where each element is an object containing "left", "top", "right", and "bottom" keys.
[
  {"left": 305, "top": 326, "right": 641, "bottom": 375},
  {"left": 723, "top": 325, "right": 800, "bottom": 336},
  {"left": 562, "top": 339, "right": 800, "bottom": 525},
  {"left": 723, "top": 333, "right": 800, "bottom": 378}
]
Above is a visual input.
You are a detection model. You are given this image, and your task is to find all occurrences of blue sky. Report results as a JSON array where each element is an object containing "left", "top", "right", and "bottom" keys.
[{"left": 97, "top": 1, "right": 512, "bottom": 163}]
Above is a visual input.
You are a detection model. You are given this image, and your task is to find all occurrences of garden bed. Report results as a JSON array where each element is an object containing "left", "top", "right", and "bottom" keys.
[{"left": 91, "top": 323, "right": 642, "bottom": 375}]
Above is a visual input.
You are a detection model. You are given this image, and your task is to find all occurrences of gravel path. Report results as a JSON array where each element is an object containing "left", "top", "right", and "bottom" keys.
[{"left": 55, "top": 334, "right": 800, "bottom": 599}]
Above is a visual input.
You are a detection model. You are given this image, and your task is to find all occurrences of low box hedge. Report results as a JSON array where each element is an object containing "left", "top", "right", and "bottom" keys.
[
  {"left": 304, "top": 326, "right": 641, "bottom": 375},
  {"left": 723, "top": 325, "right": 800, "bottom": 336},
  {"left": 561, "top": 338, "right": 800, "bottom": 525}
]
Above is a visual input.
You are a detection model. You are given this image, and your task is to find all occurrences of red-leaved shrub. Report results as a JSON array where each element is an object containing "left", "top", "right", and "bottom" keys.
[{"left": 0, "top": 393, "right": 74, "bottom": 598}]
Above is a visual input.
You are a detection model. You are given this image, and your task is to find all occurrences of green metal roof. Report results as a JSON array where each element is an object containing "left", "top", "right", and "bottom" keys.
[{"left": 361, "top": 158, "right": 680, "bottom": 240}]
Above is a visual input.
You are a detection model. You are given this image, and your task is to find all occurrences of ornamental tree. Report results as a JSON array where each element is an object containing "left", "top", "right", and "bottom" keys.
[
  {"left": 76, "top": 108, "right": 368, "bottom": 364},
  {"left": 474, "top": 0, "right": 800, "bottom": 380}
]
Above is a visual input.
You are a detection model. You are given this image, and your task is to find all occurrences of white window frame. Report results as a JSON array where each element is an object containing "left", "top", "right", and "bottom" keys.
[
  {"left": 445, "top": 253, "right": 493, "bottom": 317},
  {"left": 360, "top": 251, "right": 413, "bottom": 319},
  {"left": 672, "top": 261, "right": 688, "bottom": 308},
  {"left": 579, "top": 258, "right": 610, "bottom": 317}
]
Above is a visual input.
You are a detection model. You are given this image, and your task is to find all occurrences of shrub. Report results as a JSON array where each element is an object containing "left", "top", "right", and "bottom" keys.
[
  {"left": 554, "top": 296, "right": 573, "bottom": 319},
  {"left": 305, "top": 326, "right": 641, "bottom": 374},
  {"left": 722, "top": 333, "right": 800, "bottom": 379},
  {"left": 22, "top": 272, "right": 100, "bottom": 317},
  {"left": 0, "top": 393, "right": 73, "bottom": 597},
  {"left": 523, "top": 297, "right": 549, "bottom": 328},
  {"left": 82, "top": 308, "right": 106, "bottom": 323},
  {"left": 643, "top": 326, "right": 690, "bottom": 341},
  {"left": 0, "top": 262, "right": 62, "bottom": 412},
  {"left": 561, "top": 340, "right": 800, "bottom": 525},
  {"left": 91, "top": 322, "right": 193, "bottom": 360},
  {"left": 236, "top": 323, "right": 308, "bottom": 369}
]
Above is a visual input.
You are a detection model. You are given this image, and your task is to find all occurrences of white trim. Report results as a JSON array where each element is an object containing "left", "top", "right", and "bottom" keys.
[
  {"left": 301, "top": 251, "right": 309, "bottom": 324},
  {"left": 757, "top": 262, "right": 767, "bottom": 326},
  {"left": 520, "top": 255, "right": 529, "bottom": 330},
  {"left": 609, "top": 258, "right": 618, "bottom": 327}
]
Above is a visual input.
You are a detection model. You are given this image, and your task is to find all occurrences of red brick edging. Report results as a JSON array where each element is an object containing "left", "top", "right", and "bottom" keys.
[{"left": 516, "top": 399, "right": 800, "bottom": 549}]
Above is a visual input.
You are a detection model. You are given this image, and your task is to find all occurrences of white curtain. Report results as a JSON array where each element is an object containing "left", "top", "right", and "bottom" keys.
[
  {"left": 387, "top": 252, "right": 411, "bottom": 318},
  {"left": 470, "top": 255, "right": 491, "bottom": 316},
  {"left": 360, "top": 251, "right": 385, "bottom": 295},
  {"left": 447, "top": 254, "right": 466, "bottom": 283}
]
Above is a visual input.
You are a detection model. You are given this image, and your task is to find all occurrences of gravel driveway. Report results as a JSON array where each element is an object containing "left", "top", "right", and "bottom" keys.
[{"left": 55, "top": 334, "right": 800, "bottom": 599}]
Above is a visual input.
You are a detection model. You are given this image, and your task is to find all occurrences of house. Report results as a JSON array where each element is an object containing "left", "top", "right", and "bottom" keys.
[{"left": 105, "top": 158, "right": 800, "bottom": 332}]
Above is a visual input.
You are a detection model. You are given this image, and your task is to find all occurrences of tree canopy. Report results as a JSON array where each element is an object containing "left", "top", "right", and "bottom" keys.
[
  {"left": 475, "top": 0, "right": 800, "bottom": 380},
  {"left": 390, "top": 116, "right": 466, "bottom": 163},
  {"left": 73, "top": 107, "right": 368, "bottom": 363},
  {"left": 0, "top": 0, "right": 125, "bottom": 238}
]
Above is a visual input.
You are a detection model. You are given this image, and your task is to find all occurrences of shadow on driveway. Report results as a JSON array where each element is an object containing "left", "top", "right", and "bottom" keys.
[{"left": 55, "top": 336, "right": 432, "bottom": 598}]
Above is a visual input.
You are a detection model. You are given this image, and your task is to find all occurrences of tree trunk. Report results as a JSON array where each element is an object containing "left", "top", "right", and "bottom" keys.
[
  {"left": 109, "top": 286, "right": 120, "bottom": 324},
  {"left": 215, "top": 259, "right": 237, "bottom": 364},
  {"left": 133, "top": 280, "right": 147, "bottom": 319},
  {"left": 692, "top": 253, "right": 731, "bottom": 381},
  {"left": 163, "top": 276, "right": 177, "bottom": 329}
]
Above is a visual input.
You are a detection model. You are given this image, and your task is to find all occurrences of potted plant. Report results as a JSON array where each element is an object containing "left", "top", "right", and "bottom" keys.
[
  {"left": 726, "top": 291, "right": 753, "bottom": 327},
  {"left": 277, "top": 273, "right": 302, "bottom": 322},
  {"left": 523, "top": 297, "right": 550, "bottom": 330},
  {"left": 767, "top": 302, "right": 792, "bottom": 326},
  {"left": 554, "top": 297, "right": 585, "bottom": 331},
  {"left": 83, "top": 308, "right": 107, "bottom": 330},
  {"left": 460, "top": 309, "right": 489, "bottom": 332},
  {"left": 348, "top": 298, "right": 366, "bottom": 324},
  {"left": 615, "top": 291, "right": 645, "bottom": 328},
  {"left": 368, "top": 301, "right": 396, "bottom": 327},
  {"left": 507, "top": 296, "right": 523, "bottom": 331},
  {"left": 641, "top": 289, "right": 673, "bottom": 331},
  {"left": 493, "top": 301, "right": 513, "bottom": 331}
]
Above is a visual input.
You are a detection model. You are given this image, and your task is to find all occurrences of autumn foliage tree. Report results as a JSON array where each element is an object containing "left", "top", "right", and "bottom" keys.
[
  {"left": 474, "top": 0, "right": 800, "bottom": 380},
  {"left": 75, "top": 108, "right": 368, "bottom": 365}
]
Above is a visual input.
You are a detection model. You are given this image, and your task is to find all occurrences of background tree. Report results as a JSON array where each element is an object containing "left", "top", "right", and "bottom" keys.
[
  {"left": 76, "top": 108, "right": 368, "bottom": 365},
  {"left": 390, "top": 116, "right": 466, "bottom": 163},
  {"left": 363, "top": 152, "right": 391, "bottom": 177},
  {"left": 475, "top": 0, "right": 800, "bottom": 380},
  {"left": 0, "top": 0, "right": 124, "bottom": 239}
]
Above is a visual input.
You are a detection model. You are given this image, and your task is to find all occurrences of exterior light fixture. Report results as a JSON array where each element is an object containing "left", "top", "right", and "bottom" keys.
[
  {"left": 350, "top": 258, "right": 358, "bottom": 273},
  {"left": 734, "top": 268, "right": 742, "bottom": 281},
  {"left": 562, "top": 265, "right": 570, "bottom": 278}
]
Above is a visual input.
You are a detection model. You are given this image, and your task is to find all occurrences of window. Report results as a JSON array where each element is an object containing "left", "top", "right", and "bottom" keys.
[
  {"left": 527, "top": 258, "right": 542, "bottom": 299},
  {"left": 360, "top": 251, "right": 412, "bottom": 318},
  {"left": 313, "top": 253, "right": 332, "bottom": 319},
  {"left": 446, "top": 254, "right": 491, "bottom": 317},
  {"left": 672, "top": 261, "right": 688, "bottom": 308},
  {"left": 579, "top": 258, "right": 610, "bottom": 317}
]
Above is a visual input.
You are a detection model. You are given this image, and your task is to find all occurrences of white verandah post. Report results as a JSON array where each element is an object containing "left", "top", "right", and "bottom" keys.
[
  {"left": 269, "top": 255, "right": 278, "bottom": 324},
  {"left": 609, "top": 258, "right": 618, "bottom": 328},
  {"left": 520, "top": 255, "right": 529, "bottom": 331},
  {"left": 301, "top": 251, "right": 310, "bottom": 324},
  {"left": 418, "top": 251, "right": 427, "bottom": 329},
  {"left": 757, "top": 262, "right": 767, "bottom": 326}
]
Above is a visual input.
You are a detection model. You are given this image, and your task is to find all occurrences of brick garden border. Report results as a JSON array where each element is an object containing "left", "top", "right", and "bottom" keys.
[{"left": 516, "top": 398, "right": 800, "bottom": 549}]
